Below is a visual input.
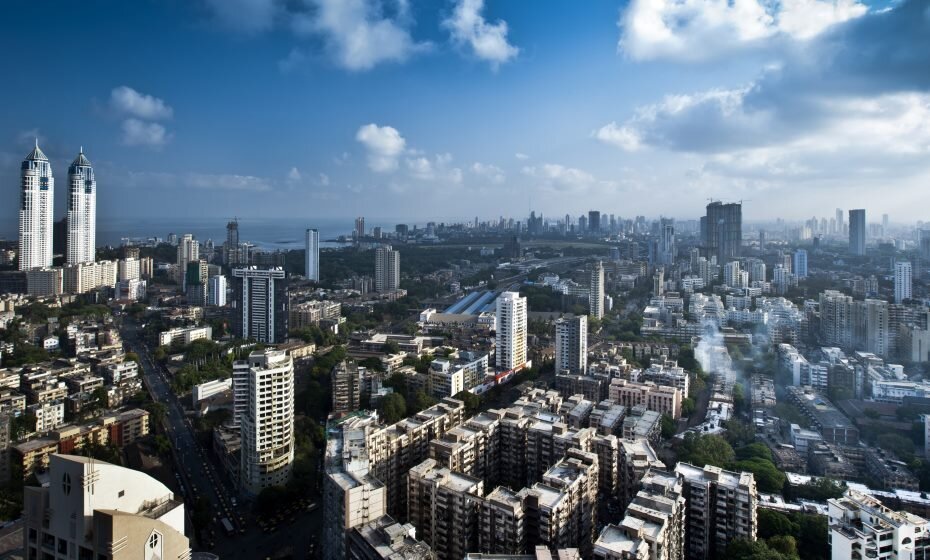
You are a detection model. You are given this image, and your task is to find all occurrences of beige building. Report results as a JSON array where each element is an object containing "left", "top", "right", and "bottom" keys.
[
  {"left": 23, "top": 454, "right": 190, "bottom": 560},
  {"left": 609, "top": 379, "right": 682, "bottom": 419},
  {"left": 408, "top": 459, "right": 484, "bottom": 560},
  {"left": 618, "top": 438, "right": 665, "bottom": 507}
]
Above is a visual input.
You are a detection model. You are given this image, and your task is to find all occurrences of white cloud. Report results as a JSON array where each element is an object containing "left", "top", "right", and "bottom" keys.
[
  {"left": 120, "top": 119, "right": 171, "bottom": 148},
  {"left": 522, "top": 163, "right": 600, "bottom": 191},
  {"left": 356, "top": 123, "right": 407, "bottom": 172},
  {"left": 295, "top": 0, "right": 429, "bottom": 71},
  {"left": 287, "top": 167, "right": 302, "bottom": 182},
  {"left": 110, "top": 86, "right": 173, "bottom": 120},
  {"left": 618, "top": 0, "right": 867, "bottom": 61},
  {"left": 406, "top": 153, "right": 462, "bottom": 183},
  {"left": 318, "top": 173, "right": 331, "bottom": 186},
  {"left": 593, "top": 122, "right": 642, "bottom": 151},
  {"left": 471, "top": 162, "right": 505, "bottom": 183},
  {"left": 186, "top": 173, "right": 273, "bottom": 191},
  {"left": 443, "top": 0, "right": 519, "bottom": 69},
  {"left": 514, "top": 152, "right": 529, "bottom": 160}
]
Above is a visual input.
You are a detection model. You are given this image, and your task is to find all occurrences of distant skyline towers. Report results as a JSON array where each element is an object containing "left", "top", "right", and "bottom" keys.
[
  {"left": 305, "top": 228, "right": 320, "bottom": 282},
  {"left": 18, "top": 141, "right": 54, "bottom": 270},
  {"left": 177, "top": 233, "right": 199, "bottom": 287},
  {"left": 66, "top": 148, "right": 96, "bottom": 264},
  {"left": 588, "top": 210, "right": 601, "bottom": 233},
  {"left": 849, "top": 209, "right": 866, "bottom": 256},
  {"left": 496, "top": 291, "right": 527, "bottom": 372},
  {"left": 589, "top": 260, "right": 605, "bottom": 319},
  {"left": 895, "top": 261, "right": 912, "bottom": 303},
  {"left": 836, "top": 208, "right": 844, "bottom": 234},
  {"left": 232, "top": 266, "right": 288, "bottom": 344},
  {"left": 702, "top": 201, "right": 742, "bottom": 263},
  {"left": 555, "top": 315, "right": 587, "bottom": 375},
  {"left": 374, "top": 245, "right": 400, "bottom": 293},
  {"left": 226, "top": 219, "right": 239, "bottom": 265},
  {"left": 354, "top": 216, "right": 365, "bottom": 239}
]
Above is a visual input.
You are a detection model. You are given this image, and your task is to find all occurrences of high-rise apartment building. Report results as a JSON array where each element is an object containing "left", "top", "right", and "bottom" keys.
[
  {"left": 590, "top": 261, "right": 605, "bottom": 319},
  {"left": 23, "top": 454, "right": 190, "bottom": 560},
  {"left": 829, "top": 490, "right": 930, "bottom": 560},
  {"left": 305, "top": 228, "right": 320, "bottom": 282},
  {"left": 225, "top": 219, "right": 239, "bottom": 265},
  {"left": 232, "top": 266, "right": 288, "bottom": 343},
  {"left": 674, "top": 463, "right": 757, "bottom": 560},
  {"left": 176, "top": 234, "right": 199, "bottom": 287},
  {"left": 895, "top": 261, "right": 912, "bottom": 303},
  {"left": 235, "top": 349, "right": 295, "bottom": 495},
  {"left": 19, "top": 141, "right": 55, "bottom": 270},
  {"left": 702, "top": 202, "right": 742, "bottom": 263},
  {"left": 849, "top": 209, "right": 866, "bottom": 256},
  {"left": 375, "top": 246, "right": 400, "bottom": 293},
  {"left": 408, "top": 459, "right": 485, "bottom": 560},
  {"left": 793, "top": 249, "right": 808, "bottom": 278},
  {"left": 588, "top": 211, "right": 601, "bottom": 233},
  {"left": 555, "top": 315, "right": 587, "bottom": 375},
  {"left": 208, "top": 274, "right": 227, "bottom": 306},
  {"left": 332, "top": 360, "right": 362, "bottom": 413},
  {"left": 496, "top": 291, "right": 527, "bottom": 372},
  {"left": 355, "top": 216, "right": 366, "bottom": 239},
  {"left": 820, "top": 290, "right": 855, "bottom": 348},
  {"left": 836, "top": 208, "right": 844, "bottom": 234},
  {"left": 66, "top": 148, "right": 96, "bottom": 264}
]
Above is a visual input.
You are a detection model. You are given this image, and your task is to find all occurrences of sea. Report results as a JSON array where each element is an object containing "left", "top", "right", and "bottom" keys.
[{"left": 0, "top": 217, "right": 406, "bottom": 251}]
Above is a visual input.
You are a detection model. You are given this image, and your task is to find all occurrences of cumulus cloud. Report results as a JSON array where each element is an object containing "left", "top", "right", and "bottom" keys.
[
  {"left": 514, "top": 152, "right": 529, "bottom": 160},
  {"left": 294, "top": 0, "right": 429, "bottom": 71},
  {"left": 110, "top": 86, "right": 173, "bottom": 120},
  {"left": 471, "top": 162, "right": 505, "bottom": 183},
  {"left": 356, "top": 123, "right": 406, "bottom": 172},
  {"left": 186, "top": 173, "right": 272, "bottom": 191},
  {"left": 443, "top": 0, "right": 519, "bottom": 69},
  {"left": 618, "top": 0, "right": 867, "bottom": 61},
  {"left": 522, "top": 163, "right": 601, "bottom": 191},
  {"left": 121, "top": 119, "right": 171, "bottom": 148},
  {"left": 406, "top": 153, "right": 462, "bottom": 183}
]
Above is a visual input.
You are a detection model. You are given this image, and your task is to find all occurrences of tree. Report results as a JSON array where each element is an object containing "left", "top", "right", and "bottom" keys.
[
  {"left": 731, "top": 457, "right": 786, "bottom": 493},
  {"left": 737, "top": 442, "right": 773, "bottom": 462},
  {"left": 125, "top": 352, "right": 141, "bottom": 364},
  {"left": 453, "top": 391, "right": 480, "bottom": 415},
  {"left": 767, "top": 536, "right": 798, "bottom": 558},
  {"left": 383, "top": 340, "right": 401, "bottom": 354},
  {"left": 379, "top": 393, "right": 407, "bottom": 423},
  {"left": 757, "top": 509, "right": 799, "bottom": 540},
  {"left": 681, "top": 397, "right": 696, "bottom": 417},
  {"left": 661, "top": 414, "right": 677, "bottom": 439},
  {"left": 676, "top": 433, "right": 735, "bottom": 468},
  {"left": 409, "top": 391, "right": 437, "bottom": 415}
]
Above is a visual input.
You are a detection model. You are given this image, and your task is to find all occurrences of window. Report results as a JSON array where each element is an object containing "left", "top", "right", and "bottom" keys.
[
  {"left": 118, "top": 490, "right": 125, "bottom": 498},
  {"left": 148, "top": 533, "right": 159, "bottom": 549}
]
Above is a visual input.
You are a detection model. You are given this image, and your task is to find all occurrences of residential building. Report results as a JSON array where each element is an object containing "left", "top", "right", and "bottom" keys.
[
  {"left": 703, "top": 202, "right": 741, "bottom": 263},
  {"left": 793, "top": 249, "right": 808, "bottom": 279},
  {"left": 23, "top": 454, "right": 189, "bottom": 560},
  {"left": 408, "top": 459, "right": 484, "bottom": 560},
  {"left": 496, "top": 292, "right": 528, "bottom": 372},
  {"left": 590, "top": 261, "right": 605, "bottom": 319},
  {"left": 208, "top": 274, "right": 227, "bottom": 306},
  {"left": 609, "top": 379, "right": 682, "bottom": 419},
  {"left": 346, "top": 514, "right": 433, "bottom": 560},
  {"left": 828, "top": 489, "right": 930, "bottom": 560},
  {"left": 375, "top": 246, "right": 400, "bottom": 293},
  {"left": 849, "top": 209, "right": 866, "bottom": 256},
  {"left": 332, "top": 360, "right": 362, "bottom": 414},
  {"left": 555, "top": 316, "right": 588, "bottom": 375},
  {"left": 896, "top": 261, "right": 913, "bottom": 303},
  {"left": 158, "top": 325, "right": 212, "bottom": 347},
  {"left": 305, "top": 228, "right": 320, "bottom": 282},
  {"left": 26, "top": 268, "right": 63, "bottom": 297},
  {"left": 176, "top": 233, "right": 199, "bottom": 287},
  {"left": 19, "top": 141, "right": 54, "bottom": 270},
  {"left": 236, "top": 349, "right": 295, "bottom": 495},
  {"left": 232, "top": 266, "right": 288, "bottom": 344},
  {"left": 674, "top": 463, "right": 757, "bottom": 560},
  {"left": 66, "top": 148, "right": 96, "bottom": 265}
]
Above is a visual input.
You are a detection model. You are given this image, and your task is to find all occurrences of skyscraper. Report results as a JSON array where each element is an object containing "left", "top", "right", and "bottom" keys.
[
  {"left": 849, "top": 209, "right": 866, "bottom": 256},
  {"left": 18, "top": 141, "right": 54, "bottom": 270},
  {"left": 355, "top": 216, "right": 366, "bottom": 239},
  {"left": 589, "top": 260, "right": 605, "bottom": 319},
  {"left": 496, "top": 291, "right": 527, "bottom": 372},
  {"left": 208, "top": 274, "right": 227, "bottom": 306},
  {"left": 793, "top": 249, "right": 808, "bottom": 278},
  {"left": 895, "top": 261, "right": 912, "bottom": 304},
  {"left": 703, "top": 201, "right": 742, "bottom": 262},
  {"left": 588, "top": 210, "right": 601, "bottom": 233},
  {"left": 305, "top": 228, "right": 320, "bottom": 281},
  {"left": 176, "top": 234, "right": 199, "bottom": 288},
  {"left": 66, "top": 148, "right": 96, "bottom": 264},
  {"left": 232, "top": 266, "right": 288, "bottom": 343},
  {"left": 659, "top": 219, "right": 676, "bottom": 265},
  {"left": 375, "top": 245, "right": 400, "bottom": 293},
  {"left": 836, "top": 208, "right": 844, "bottom": 234},
  {"left": 555, "top": 315, "right": 587, "bottom": 375},
  {"left": 235, "top": 349, "right": 295, "bottom": 495},
  {"left": 225, "top": 219, "right": 239, "bottom": 265}
]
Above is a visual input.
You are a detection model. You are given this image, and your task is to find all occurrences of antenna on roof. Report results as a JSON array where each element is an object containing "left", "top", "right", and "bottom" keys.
[{"left": 35, "top": 137, "right": 38, "bottom": 148}]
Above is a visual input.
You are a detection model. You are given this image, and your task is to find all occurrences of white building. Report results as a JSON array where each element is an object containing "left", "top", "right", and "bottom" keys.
[
  {"left": 30, "top": 401, "right": 66, "bottom": 432},
  {"left": 496, "top": 291, "right": 527, "bottom": 372},
  {"left": 19, "top": 141, "right": 54, "bottom": 271},
  {"left": 117, "top": 279, "right": 146, "bottom": 301},
  {"left": 208, "top": 274, "right": 227, "bottom": 306},
  {"left": 193, "top": 377, "right": 233, "bottom": 407},
  {"left": 158, "top": 325, "right": 212, "bottom": 347},
  {"left": 23, "top": 454, "right": 190, "bottom": 560},
  {"left": 305, "top": 228, "right": 320, "bottom": 282},
  {"left": 66, "top": 149, "right": 96, "bottom": 265},
  {"left": 236, "top": 350, "right": 295, "bottom": 495},
  {"left": 118, "top": 257, "right": 140, "bottom": 281},
  {"left": 176, "top": 234, "right": 199, "bottom": 288},
  {"left": 555, "top": 315, "right": 588, "bottom": 375},
  {"left": 829, "top": 489, "right": 930, "bottom": 560},
  {"left": 590, "top": 261, "right": 605, "bottom": 319},
  {"left": 896, "top": 261, "right": 913, "bottom": 303},
  {"left": 793, "top": 249, "right": 808, "bottom": 279},
  {"left": 375, "top": 245, "right": 400, "bottom": 293}
]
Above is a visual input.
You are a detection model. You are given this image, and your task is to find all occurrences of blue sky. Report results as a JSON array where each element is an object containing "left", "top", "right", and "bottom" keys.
[{"left": 1, "top": 0, "right": 927, "bottom": 230}]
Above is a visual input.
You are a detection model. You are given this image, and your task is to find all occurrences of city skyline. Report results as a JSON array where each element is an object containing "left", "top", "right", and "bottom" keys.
[{"left": 2, "top": 0, "right": 928, "bottom": 224}]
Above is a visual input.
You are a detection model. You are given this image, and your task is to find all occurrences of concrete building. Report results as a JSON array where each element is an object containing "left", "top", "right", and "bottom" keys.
[
  {"left": 23, "top": 454, "right": 189, "bottom": 560},
  {"left": 829, "top": 489, "right": 930, "bottom": 560},
  {"left": 346, "top": 514, "right": 434, "bottom": 560},
  {"left": 176, "top": 234, "right": 199, "bottom": 287},
  {"left": 208, "top": 274, "right": 227, "bottom": 306},
  {"left": 555, "top": 316, "right": 587, "bottom": 375},
  {"left": 158, "top": 325, "right": 212, "bottom": 347},
  {"left": 290, "top": 300, "right": 342, "bottom": 329},
  {"left": 235, "top": 349, "right": 294, "bottom": 495},
  {"left": 793, "top": 249, "right": 808, "bottom": 279},
  {"left": 608, "top": 379, "right": 682, "bottom": 420},
  {"left": 590, "top": 261, "right": 605, "bottom": 319},
  {"left": 703, "top": 202, "right": 741, "bottom": 263},
  {"left": 618, "top": 438, "right": 665, "bottom": 507},
  {"left": 19, "top": 141, "right": 55, "bottom": 271},
  {"left": 896, "top": 261, "right": 913, "bottom": 304},
  {"left": 332, "top": 360, "right": 362, "bottom": 414},
  {"left": 375, "top": 246, "right": 400, "bottom": 293},
  {"left": 849, "top": 209, "right": 866, "bottom": 256},
  {"left": 232, "top": 266, "right": 288, "bottom": 344},
  {"left": 305, "top": 228, "right": 320, "bottom": 282},
  {"left": 66, "top": 149, "right": 96, "bottom": 265},
  {"left": 674, "top": 463, "right": 757, "bottom": 560},
  {"left": 408, "top": 459, "right": 484, "bottom": 560},
  {"left": 26, "top": 268, "right": 63, "bottom": 297},
  {"left": 496, "top": 292, "right": 528, "bottom": 372}
]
